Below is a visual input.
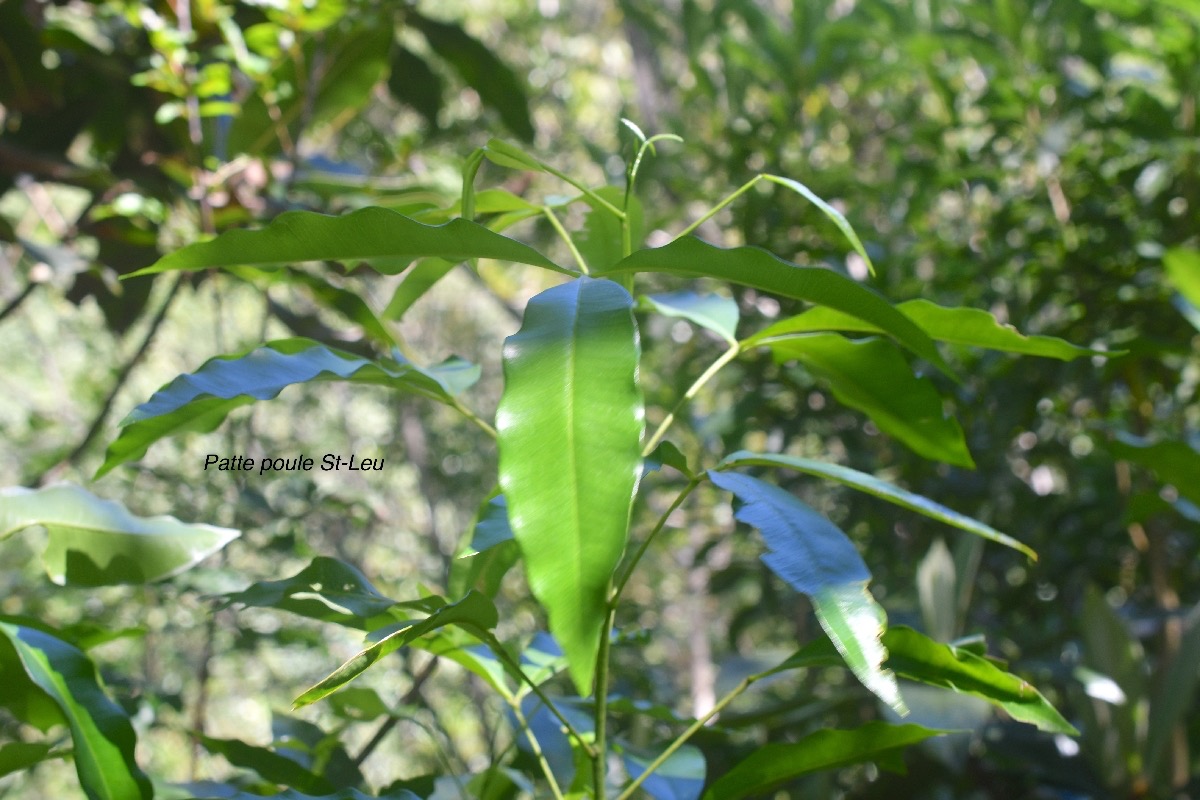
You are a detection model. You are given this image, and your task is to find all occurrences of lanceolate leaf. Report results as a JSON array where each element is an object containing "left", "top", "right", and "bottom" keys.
[
  {"left": 639, "top": 291, "right": 740, "bottom": 344},
  {"left": 497, "top": 276, "right": 644, "bottom": 695},
  {"left": 0, "top": 485, "right": 238, "bottom": 586},
  {"left": 702, "top": 722, "right": 943, "bottom": 800},
  {"left": 0, "top": 621, "right": 152, "bottom": 800},
  {"left": 294, "top": 591, "right": 498, "bottom": 708},
  {"left": 126, "top": 207, "right": 567, "bottom": 277},
  {"left": 96, "top": 339, "right": 478, "bottom": 478},
  {"left": 764, "top": 173, "right": 877, "bottom": 277},
  {"left": 595, "top": 237, "right": 952, "bottom": 375},
  {"left": 765, "top": 334, "right": 974, "bottom": 468},
  {"left": 382, "top": 258, "right": 455, "bottom": 320},
  {"left": 715, "top": 451, "right": 1035, "bottom": 559},
  {"left": 750, "top": 298, "right": 1108, "bottom": 360},
  {"left": 707, "top": 471, "right": 904, "bottom": 713}
]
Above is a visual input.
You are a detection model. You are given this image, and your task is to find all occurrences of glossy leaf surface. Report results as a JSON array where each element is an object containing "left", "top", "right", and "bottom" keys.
[
  {"left": 497, "top": 276, "right": 644, "bottom": 695},
  {"left": 128, "top": 208, "right": 565, "bottom": 277},
  {"left": 716, "top": 451, "right": 1035, "bottom": 559},
  {"left": 0, "top": 621, "right": 152, "bottom": 800},
  {"left": 218, "top": 557, "right": 398, "bottom": 630},
  {"left": 97, "top": 339, "right": 478, "bottom": 478},
  {"left": 707, "top": 471, "right": 904, "bottom": 713},
  {"left": 752, "top": 299, "right": 1108, "bottom": 359},
  {"left": 595, "top": 236, "right": 951, "bottom": 375},
  {"left": 703, "top": 722, "right": 942, "bottom": 799},
  {"left": 0, "top": 484, "right": 237, "bottom": 586},
  {"left": 639, "top": 291, "right": 739, "bottom": 344},
  {"left": 765, "top": 334, "right": 974, "bottom": 467}
]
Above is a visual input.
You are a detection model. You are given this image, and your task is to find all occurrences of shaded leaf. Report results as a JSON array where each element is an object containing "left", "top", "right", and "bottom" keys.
[
  {"left": 295, "top": 591, "right": 498, "bottom": 707},
  {"left": 195, "top": 735, "right": 333, "bottom": 795},
  {"left": 765, "top": 334, "right": 974, "bottom": 467},
  {"left": 715, "top": 451, "right": 1034, "bottom": 558},
  {"left": 1107, "top": 435, "right": 1200, "bottom": 506},
  {"left": 127, "top": 208, "right": 566, "bottom": 278},
  {"left": 702, "top": 722, "right": 943, "bottom": 799},
  {"left": 382, "top": 258, "right": 455, "bottom": 320},
  {"left": 706, "top": 471, "right": 904, "bottom": 713},
  {"left": 218, "top": 557, "right": 398, "bottom": 630},
  {"left": 577, "top": 187, "right": 642, "bottom": 272},
  {"left": 497, "top": 277, "right": 644, "bottom": 694},
  {"left": 387, "top": 44, "right": 443, "bottom": 126},
  {"left": 0, "top": 484, "right": 238, "bottom": 586},
  {"left": 595, "top": 237, "right": 952, "bottom": 375},
  {"left": 751, "top": 298, "right": 1109, "bottom": 360},
  {"left": 1146, "top": 600, "right": 1200, "bottom": 780},
  {"left": 646, "top": 441, "right": 695, "bottom": 479},
  {"left": 619, "top": 741, "right": 705, "bottom": 800},
  {"left": 0, "top": 742, "right": 62, "bottom": 777},
  {"left": 180, "top": 787, "right": 422, "bottom": 800},
  {"left": 0, "top": 620, "right": 152, "bottom": 800},
  {"left": 97, "top": 339, "right": 478, "bottom": 478},
  {"left": 640, "top": 291, "right": 739, "bottom": 344}
]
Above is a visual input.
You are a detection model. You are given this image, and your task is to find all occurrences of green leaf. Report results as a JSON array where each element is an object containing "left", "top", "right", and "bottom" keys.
[
  {"left": 96, "top": 338, "right": 478, "bottom": 478},
  {"left": 387, "top": 44, "right": 444, "bottom": 126},
  {"left": 180, "top": 788, "right": 422, "bottom": 800},
  {"left": 702, "top": 722, "right": 943, "bottom": 799},
  {"left": 618, "top": 741, "right": 705, "bottom": 800},
  {"left": 647, "top": 441, "right": 696, "bottom": 479},
  {"left": 1107, "top": 435, "right": 1200, "bottom": 506},
  {"left": 126, "top": 208, "right": 566, "bottom": 278},
  {"left": 195, "top": 735, "right": 333, "bottom": 795},
  {"left": 715, "top": 451, "right": 1035, "bottom": 559},
  {"left": 497, "top": 276, "right": 644, "bottom": 695},
  {"left": 706, "top": 471, "right": 905, "bottom": 713},
  {"left": 0, "top": 484, "right": 238, "bottom": 586},
  {"left": 482, "top": 138, "right": 544, "bottom": 171},
  {"left": 294, "top": 591, "right": 498, "bottom": 707},
  {"left": 763, "top": 173, "right": 876, "bottom": 277},
  {"left": 382, "top": 258, "right": 455, "bottom": 320},
  {"left": 577, "top": 187, "right": 643, "bottom": 272},
  {"left": 449, "top": 496, "right": 520, "bottom": 599},
  {"left": 765, "top": 334, "right": 974, "bottom": 468},
  {"left": 639, "top": 291, "right": 740, "bottom": 344},
  {"left": 282, "top": 269, "right": 397, "bottom": 347},
  {"left": 752, "top": 298, "right": 1109, "bottom": 360},
  {"left": 0, "top": 742, "right": 62, "bottom": 778},
  {"left": 1146, "top": 600, "right": 1200, "bottom": 782},
  {"left": 595, "top": 237, "right": 952, "bottom": 375},
  {"left": 218, "top": 557, "right": 398, "bottom": 630},
  {"left": 1165, "top": 248, "right": 1200, "bottom": 310},
  {"left": 0, "top": 621, "right": 152, "bottom": 800},
  {"left": 408, "top": 12, "right": 534, "bottom": 141}
]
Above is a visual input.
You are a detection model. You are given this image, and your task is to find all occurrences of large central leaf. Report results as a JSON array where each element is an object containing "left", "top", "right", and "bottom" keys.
[{"left": 497, "top": 276, "right": 644, "bottom": 695}]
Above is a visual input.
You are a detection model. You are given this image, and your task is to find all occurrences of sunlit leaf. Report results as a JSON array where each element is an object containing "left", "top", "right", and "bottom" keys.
[
  {"left": 715, "top": 451, "right": 1034, "bottom": 558},
  {"left": 707, "top": 471, "right": 905, "bottom": 713},
  {"left": 1165, "top": 248, "right": 1200, "bottom": 311},
  {"left": 97, "top": 339, "right": 478, "bottom": 478},
  {"left": 763, "top": 173, "right": 876, "bottom": 277},
  {"left": 126, "top": 207, "right": 566, "bottom": 277},
  {"left": 0, "top": 621, "right": 152, "bottom": 800},
  {"left": 765, "top": 334, "right": 974, "bottom": 467},
  {"left": 294, "top": 591, "right": 498, "bottom": 707},
  {"left": 639, "top": 291, "right": 739, "bottom": 344},
  {"left": 217, "top": 557, "right": 398, "bottom": 630},
  {"left": 595, "top": 237, "right": 952, "bottom": 375},
  {"left": 0, "top": 484, "right": 237, "bottom": 586},
  {"left": 703, "top": 722, "right": 943, "bottom": 799},
  {"left": 497, "top": 276, "right": 644, "bottom": 695},
  {"left": 577, "top": 187, "right": 643, "bottom": 272},
  {"left": 751, "top": 298, "right": 1110, "bottom": 360}
]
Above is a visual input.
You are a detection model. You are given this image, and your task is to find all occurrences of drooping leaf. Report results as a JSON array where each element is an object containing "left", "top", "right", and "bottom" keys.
[
  {"left": 1107, "top": 435, "right": 1200, "bottom": 506},
  {"left": 1164, "top": 248, "right": 1200, "bottom": 311},
  {"left": 387, "top": 44, "right": 444, "bottom": 126},
  {"left": 715, "top": 451, "right": 1034, "bottom": 558},
  {"left": 619, "top": 741, "right": 706, "bottom": 800},
  {"left": 763, "top": 173, "right": 876, "bottom": 277},
  {"left": 706, "top": 471, "right": 904, "bottom": 713},
  {"left": 595, "top": 237, "right": 952, "bottom": 375},
  {"left": 96, "top": 339, "right": 478, "bottom": 478},
  {"left": 0, "top": 621, "right": 152, "bottom": 800},
  {"left": 497, "top": 276, "right": 644, "bottom": 695},
  {"left": 126, "top": 207, "right": 566, "bottom": 278},
  {"left": 449, "top": 495, "right": 520, "bottom": 599},
  {"left": 639, "top": 291, "right": 739, "bottom": 344},
  {"left": 294, "top": 591, "right": 498, "bottom": 707},
  {"left": 0, "top": 484, "right": 238, "bottom": 586},
  {"left": 0, "top": 742, "right": 63, "bottom": 777},
  {"left": 749, "top": 298, "right": 1110, "bottom": 360},
  {"left": 217, "top": 557, "right": 398, "bottom": 630},
  {"left": 280, "top": 269, "right": 397, "bottom": 347},
  {"left": 195, "top": 735, "right": 333, "bottom": 795},
  {"left": 408, "top": 12, "right": 535, "bottom": 141},
  {"left": 702, "top": 722, "right": 943, "bottom": 800},
  {"left": 382, "top": 258, "right": 455, "bottom": 320},
  {"left": 765, "top": 334, "right": 974, "bottom": 467},
  {"left": 646, "top": 441, "right": 696, "bottom": 479}
]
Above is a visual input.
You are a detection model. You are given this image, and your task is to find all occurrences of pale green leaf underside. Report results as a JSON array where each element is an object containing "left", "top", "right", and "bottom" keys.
[
  {"left": 750, "top": 298, "right": 1107, "bottom": 359},
  {"left": 639, "top": 291, "right": 740, "bottom": 343},
  {"left": 0, "top": 622, "right": 152, "bottom": 800},
  {"left": 716, "top": 451, "right": 1035, "bottom": 559},
  {"left": 765, "top": 333, "right": 974, "bottom": 467},
  {"left": 595, "top": 236, "right": 953, "bottom": 376},
  {"left": 126, "top": 207, "right": 568, "bottom": 277},
  {"left": 97, "top": 338, "right": 477, "bottom": 478},
  {"left": 0, "top": 484, "right": 238, "bottom": 586},
  {"left": 497, "top": 276, "right": 644, "bottom": 695}
]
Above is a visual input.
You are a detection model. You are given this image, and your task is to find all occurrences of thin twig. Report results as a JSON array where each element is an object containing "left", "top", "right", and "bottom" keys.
[{"left": 352, "top": 656, "right": 440, "bottom": 767}]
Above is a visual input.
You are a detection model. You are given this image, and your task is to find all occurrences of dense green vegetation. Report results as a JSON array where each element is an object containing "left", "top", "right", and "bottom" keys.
[{"left": 1, "top": 1, "right": 1197, "bottom": 798}]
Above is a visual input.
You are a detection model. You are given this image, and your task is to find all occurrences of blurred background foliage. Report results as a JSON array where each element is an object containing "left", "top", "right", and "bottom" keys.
[{"left": 1, "top": 0, "right": 1198, "bottom": 797}]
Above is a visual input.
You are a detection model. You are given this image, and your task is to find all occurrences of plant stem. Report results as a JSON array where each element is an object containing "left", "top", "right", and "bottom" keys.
[
  {"left": 352, "top": 656, "right": 439, "bottom": 767},
  {"left": 451, "top": 396, "right": 498, "bottom": 439},
  {"left": 612, "top": 480, "right": 700, "bottom": 605},
  {"left": 543, "top": 207, "right": 590, "bottom": 275},
  {"left": 593, "top": 601, "right": 616, "bottom": 800},
  {"left": 508, "top": 695, "right": 567, "bottom": 800},
  {"left": 675, "top": 175, "right": 764, "bottom": 240},
  {"left": 614, "top": 671, "right": 766, "bottom": 800},
  {"left": 642, "top": 343, "right": 742, "bottom": 457}
]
